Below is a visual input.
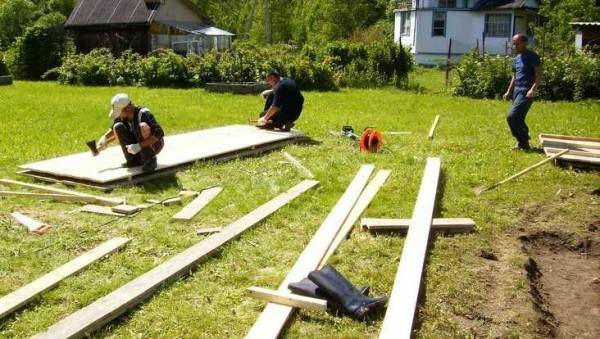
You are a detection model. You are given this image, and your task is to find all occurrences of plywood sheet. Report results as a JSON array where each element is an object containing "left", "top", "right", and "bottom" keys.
[{"left": 20, "top": 125, "right": 305, "bottom": 184}]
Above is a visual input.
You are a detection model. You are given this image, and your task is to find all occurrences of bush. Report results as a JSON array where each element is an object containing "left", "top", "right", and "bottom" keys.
[
  {"left": 5, "top": 12, "right": 71, "bottom": 80},
  {"left": 0, "top": 52, "right": 8, "bottom": 76},
  {"left": 453, "top": 50, "right": 600, "bottom": 101},
  {"left": 56, "top": 40, "right": 412, "bottom": 91},
  {"left": 140, "top": 49, "right": 189, "bottom": 87},
  {"left": 453, "top": 51, "right": 512, "bottom": 99}
]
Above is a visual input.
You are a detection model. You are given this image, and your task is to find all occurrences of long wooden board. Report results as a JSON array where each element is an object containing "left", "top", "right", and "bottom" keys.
[
  {"left": 33, "top": 180, "right": 318, "bottom": 339},
  {"left": 247, "top": 287, "right": 327, "bottom": 312},
  {"left": 379, "top": 158, "right": 441, "bottom": 339},
  {"left": 172, "top": 187, "right": 223, "bottom": 220},
  {"left": 20, "top": 125, "right": 305, "bottom": 184},
  {"left": 246, "top": 165, "right": 375, "bottom": 339},
  {"left": 0, "top": 179, "right": 123, "bottom": 206},
  {"left": 0, "top": 191, "right": 97, "bottom": 204},
  {"left": 321, "top": 169, "right": 391, "bottom": 265},
  {"left": 362, "top": 218, "right": 475, "bottom": 232},
  {"left": 0, "top": 237, "right": 130, "bottom": 320},
  {"left": 282, "top": 152, "right": 314, "bottom": 179},
  {"left": 80, "top": 205, "right": 128, "bottom": 217}
]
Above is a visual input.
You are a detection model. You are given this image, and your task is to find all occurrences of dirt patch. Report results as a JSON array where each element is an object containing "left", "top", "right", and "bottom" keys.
[{"left": 521, "top": 230, "right": 600, "bottom": 338}]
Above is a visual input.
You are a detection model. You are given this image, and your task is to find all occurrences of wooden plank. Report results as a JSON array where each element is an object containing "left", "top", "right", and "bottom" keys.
[
  {"left": 0, "top": 179, "right": 123, "bottom": 206},
  {"left": 20, "top": 125, "right": 306, "bottom": 184},
  {"left": 33, "top": 180, "right": 319, "bottom": 339},
  {"left": 544, "top": 147, "right": 600, "bottom": 158},
  {"left": 80, "top": 205, "right": 127, "bottom": 217},
  {"left": 321, "top": 170, "right": 392, "bottom": 265},
  {"left": 362, "top": 218, "right": 475, "bottom": 232},
  {"left": 539, "top": 135, "right": 600, "bottom": 150},
  {"left": 539, "top": 133, "right": 600, "bottom": 143},
  {"left": 162, "top": 197, "right": 182, "bottom": 206},
  {"left": 247, "top": 287, "right": 327, "bottom": 312},
  {"left": 10, "top": 212, "right": 51, "bottom": 234},
  {"left": 379, "top": 158, "right": 441, "bottom": 339},
  {"left": 0, "top": 237, "right": 130, "bottom": 320},
  {"left": 428, "top": 115, "right": 441, "bottom": 140},
  {"left": 111, "top": 205, "right": 140, "bottom": 215},
  {"left": 282, "top": 152, "right": 314, "bottom": 179},
  {"left": 17, "top": 170, "right": 113, "bottom": 192},
  {"left": 173, "top": 187, "right": 223, "bottom": 220},
  {"left": 0, "top": 191, "right": 95, "bottom": 204},
  {"left": 246, "top": 165, "right": 375, "bottom": 339}
]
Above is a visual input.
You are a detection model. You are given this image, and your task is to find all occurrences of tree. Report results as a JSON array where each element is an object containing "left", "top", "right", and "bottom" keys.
[{"left": 0, "top": 0, "right": 36, "bottom": 49}]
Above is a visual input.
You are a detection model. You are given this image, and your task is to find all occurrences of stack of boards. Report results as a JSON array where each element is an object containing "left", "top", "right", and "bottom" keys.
[
  {"left": 18, "top": 125, "right": 306, "bottom": 191},
  {"left": 539, "top": 133, "right": 600, "bottom": 167}
]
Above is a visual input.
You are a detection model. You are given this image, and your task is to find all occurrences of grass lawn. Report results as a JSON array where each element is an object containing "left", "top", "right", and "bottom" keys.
[{"left": 0, "top": 71, "right": 598, "bottom": 338}]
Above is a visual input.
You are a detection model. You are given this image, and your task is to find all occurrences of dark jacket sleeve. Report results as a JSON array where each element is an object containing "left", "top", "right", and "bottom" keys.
[{"left": 140, "top": 109, "right": 164, "bottom": 139}]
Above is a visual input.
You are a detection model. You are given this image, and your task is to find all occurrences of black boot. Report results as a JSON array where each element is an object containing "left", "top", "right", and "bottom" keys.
[
  {"left": 308, "top": 265, "right": 387, "bottom": 320},
  {"left": 288, "top": 278, "right": 371, "bottom": 316}
]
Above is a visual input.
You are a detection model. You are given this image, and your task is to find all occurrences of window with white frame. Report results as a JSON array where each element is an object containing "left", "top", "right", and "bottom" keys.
[
  {"left": 432, "top": 11, "right": 446, "bottom": 36},
  {"left": 400, "top": 11, "right": 411, "bottom": 35},
  {"left": 485, "top": 14, "right": 512, "bottom": 37}
]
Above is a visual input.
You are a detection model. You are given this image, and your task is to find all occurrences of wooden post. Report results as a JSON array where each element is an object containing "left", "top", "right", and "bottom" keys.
[
  {"left": 482, "top": 31, "right": 486, "bottom": 55},
  {"left": 445, "top": 38, "right": 452, "bottom": 88}
]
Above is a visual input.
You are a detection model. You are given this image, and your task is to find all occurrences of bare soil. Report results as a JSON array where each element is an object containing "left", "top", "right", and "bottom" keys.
[{"left": 521, "top": 230, "right": 600, "bottom": 338}]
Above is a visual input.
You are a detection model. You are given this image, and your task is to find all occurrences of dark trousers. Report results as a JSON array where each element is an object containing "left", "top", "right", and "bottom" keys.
[
  {"left": 113, "top": 122, "right": 163, "bottom": 165},
  {"left": 261, "top": 93, "right": 301, "bottom": 128},
  {"left": 507, "top": 90, "right": 533, "bottom": 145}
]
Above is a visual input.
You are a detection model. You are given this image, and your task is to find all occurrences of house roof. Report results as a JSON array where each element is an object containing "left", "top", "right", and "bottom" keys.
[
  {"left": 473, "top": 0, "right": 538, "bottom": 10},
  {"left": 65, "top": 0, "right": 156, "bottom": 27},
  {"left": 65, "top": 0, "right": 207, "bottom": 27}
]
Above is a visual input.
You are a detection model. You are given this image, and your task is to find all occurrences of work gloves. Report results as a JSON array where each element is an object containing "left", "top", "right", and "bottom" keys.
[
  {"left": 97, "top": 135, "right": 107, "bottom": 150},
  {"left": 288, "top": 265, "right": 387, "bottom": 321},
  {"left": 126, "top": 143, "right": 142, "bottom": 155}
]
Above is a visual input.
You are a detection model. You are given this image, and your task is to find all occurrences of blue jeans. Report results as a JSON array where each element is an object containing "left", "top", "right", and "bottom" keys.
[{"left": 507, "top": 89, "right": 533, "bottom": 145}]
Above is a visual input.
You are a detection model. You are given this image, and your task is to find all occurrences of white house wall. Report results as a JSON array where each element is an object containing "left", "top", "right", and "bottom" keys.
[{"left": 395, "top": 9, "right": 514, "bottom": 65}]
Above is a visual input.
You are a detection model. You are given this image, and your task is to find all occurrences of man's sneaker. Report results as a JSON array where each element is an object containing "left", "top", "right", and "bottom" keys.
[
  {"left": 142, "top": 157, "right": 157, "bottom": 172},
  {"left": 512, "top": 142, "right": 531, "bottom": 151},
  {"left": 280, "top": 122, "right": 295, "bottom": 132}
]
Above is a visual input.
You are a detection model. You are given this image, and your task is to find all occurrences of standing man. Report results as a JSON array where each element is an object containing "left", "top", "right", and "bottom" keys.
[
  {"left": 257, "top": 70, "right": 304, "bottom": 131},
  {"left": 503, "top": 33, "right": 542, "bottom": 150},
  {"left": 96, "top": 93, "right": 164, "bottom": 172}
]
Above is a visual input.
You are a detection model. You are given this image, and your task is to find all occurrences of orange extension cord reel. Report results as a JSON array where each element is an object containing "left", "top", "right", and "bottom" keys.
[{"left": 359, "top": 128, "right": 384, "bottom": 153}]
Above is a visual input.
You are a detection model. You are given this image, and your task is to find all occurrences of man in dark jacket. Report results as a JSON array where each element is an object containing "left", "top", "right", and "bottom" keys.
[
  {"left": 96, "top": 93, "right": 164, "bottom": 171},
  {"left": 258, "top": 70, "right": 304, "bottom": 131}
]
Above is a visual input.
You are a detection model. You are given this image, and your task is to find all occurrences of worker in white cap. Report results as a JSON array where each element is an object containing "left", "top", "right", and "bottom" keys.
[{"left": 96, "top": 93, "right": 164, "bottom": 171}]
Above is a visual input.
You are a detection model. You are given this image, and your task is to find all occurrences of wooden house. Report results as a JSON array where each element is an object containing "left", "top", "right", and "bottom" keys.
[{"left": 65, "top": 0, "right": 234, "bottom": 56}]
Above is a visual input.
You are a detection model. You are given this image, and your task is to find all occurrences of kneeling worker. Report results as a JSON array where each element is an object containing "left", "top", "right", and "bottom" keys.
[
  {"left": 96, "top": 93, "right": 164, "bottom": 171},
  {"left": 258, "top": 70, "right": 304, "bottom": 131}
]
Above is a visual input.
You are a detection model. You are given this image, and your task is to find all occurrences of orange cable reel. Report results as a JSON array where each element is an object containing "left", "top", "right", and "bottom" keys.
[{"left": 359, "top": 128, "right": 384, "bottom": 153}]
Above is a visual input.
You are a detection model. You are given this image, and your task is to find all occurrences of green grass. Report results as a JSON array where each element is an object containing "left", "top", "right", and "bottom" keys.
[{"left": 0, "top": 73, "right": 598, "bottom": 338}]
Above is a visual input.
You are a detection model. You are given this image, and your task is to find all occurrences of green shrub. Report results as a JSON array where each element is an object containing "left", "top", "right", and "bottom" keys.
[
  {"left": 112, "top": 50, "right": 143, "bottom": 86},
  {"left": 453, "top": 50, "right": 600, "bottom": 101},
  {"left": 0, "top": 51, "right": 8, "bottom": 76},
  {"left": 186, "top": 52, "right": 221, "bottom": 86},
  {"left": 453, "top": 51, "right": 512, "bottom": 99},
  {"left": 5, "top": 12, "right": 71, "bottom": 80},
  {"left": 57, "top": 48, "right": 115, "bottom": 85},
  {"left": 140, "top": 49, "right": 189, "bottom": 88}
]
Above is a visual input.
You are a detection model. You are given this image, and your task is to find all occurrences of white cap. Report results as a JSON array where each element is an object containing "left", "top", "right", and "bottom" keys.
[{"left": 109, "top": 93, "right": 131, "bottom": 119}]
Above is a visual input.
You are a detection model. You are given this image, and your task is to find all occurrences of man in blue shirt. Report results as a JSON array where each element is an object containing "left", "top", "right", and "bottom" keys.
[
  {"left": 503, "top": 34, "right": 543, "bottom": 150},
  {"left": 257, "top": 70, "right": 304, "bottom": 131}
]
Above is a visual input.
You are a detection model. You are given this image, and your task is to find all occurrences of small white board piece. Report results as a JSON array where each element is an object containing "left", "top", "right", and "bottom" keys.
[
  {"left": 247, "top": 287, "right": 327, "bottom": 312},
  {"left": 379, "top": 158, "right": 441, "bottom": 339},
  {"left": 10, "top": 212, "right": 52, "bottom": 235},
  {"left": 0, "top": 237, "right": 130, "bottom": 320},
  {"left": 282, "top": 152, "right": 314, "bottom": 179},
  {"left": 0, "top": 179, "right": 123, "bottom": 207},
  {"left": 80, "top": 205, "right": 127, "bottom": 217},
  {"left": 428, "top": 115, "right": 441, "bottom": 140},
  {"left": 20, "top": 125, "right": 305, "bottom": 184},
  {"left": 162, "top": 197, "right": 182, "bottom": 206},
  {"left": 362, "top": 218, "right": 475, "bottom": 232},
  {"left": 321, "top": 169, "right": 392, "bottom": 265},
  {"left": 33, "top": 180, "right": 318, "bottom": 339},
  {"left": 173, "top": 187, "right": 223, "bottom": 220},
  {"left": 111, "top": 205, "right": 140, "bottom": 215},
  {"left": 246, "top": 165, "right": 375, "bottom": 339}
]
